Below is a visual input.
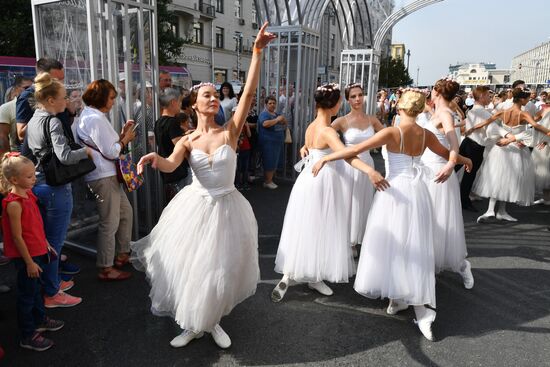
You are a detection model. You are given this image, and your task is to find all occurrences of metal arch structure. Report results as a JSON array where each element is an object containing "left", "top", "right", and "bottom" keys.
[
  {"left": 363, "top": 0, "right": 444, "bottom": 114},
  {"left": 254, "top": 0, "right": 380, "bottom": 49},
  {"left": 254, "top": 0, "right": 445, "bottom": 178},
  {"left": 255, "top": 0, "right": 391, "bottom": 179}
]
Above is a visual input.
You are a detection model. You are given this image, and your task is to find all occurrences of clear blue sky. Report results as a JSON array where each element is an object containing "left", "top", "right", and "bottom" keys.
[{"left": 392, "top": 0, "right": 549, "bottom": 85}]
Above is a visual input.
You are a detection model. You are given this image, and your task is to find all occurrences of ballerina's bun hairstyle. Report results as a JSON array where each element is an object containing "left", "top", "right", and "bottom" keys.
[
  {"left": 433, "top": 79, "right": 460, "bottom": 102},
  {"left": 344, "top": 83, "right": 363, "bottom": 99},
  {"left": 397, "top": 89, "right": 426, "bottom": 117},
  {"left": 34, "top": 72, "right": 64, "bottom": 104},
  {"left": 0, "top": 153, "right": 33, "bottom": 194},
  {"left": 512, "top": 87, "right": 531, "bottom": 103},
  {"left": 314, "top": 83, "right": 341, "bottom": 109}
]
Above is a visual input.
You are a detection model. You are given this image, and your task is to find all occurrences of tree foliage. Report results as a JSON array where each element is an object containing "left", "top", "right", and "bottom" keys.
[
  {"left": 0, "top": 2, "right": 35, "bottom": 57},
  {"left": 379, "top": 57, "right": 413, "bottom": 88},
  {"left": 157, "top": 0, "right": 187, "bottom": 66}
]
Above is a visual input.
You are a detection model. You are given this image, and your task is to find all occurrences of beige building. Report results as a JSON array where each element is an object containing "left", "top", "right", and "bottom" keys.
[
  {"left": 449, "top": 62, "right": 510, "bottom": 87},
  {"left": 170, "top": 0, "right": 259, "bottom": 83},
  {"left": 391, "top": 43, "right": 406, "bottom": 60},
  {"left": 511, "top": 40, "right": 550, "bottom": 87}
]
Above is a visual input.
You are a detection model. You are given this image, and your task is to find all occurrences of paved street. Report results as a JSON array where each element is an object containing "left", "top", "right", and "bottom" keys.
[{"left": 1, "top": 152, "right": 550, "bottom": 367}]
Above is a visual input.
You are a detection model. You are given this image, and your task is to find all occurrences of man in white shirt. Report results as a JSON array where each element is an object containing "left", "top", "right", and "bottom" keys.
[{"left": 0, "top": 77, "right": 32, "bottom": 155}]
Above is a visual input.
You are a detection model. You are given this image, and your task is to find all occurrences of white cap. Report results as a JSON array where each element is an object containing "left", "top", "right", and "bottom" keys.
[{"left": 119, "top": 72, "right": 126, "bottom": 82}]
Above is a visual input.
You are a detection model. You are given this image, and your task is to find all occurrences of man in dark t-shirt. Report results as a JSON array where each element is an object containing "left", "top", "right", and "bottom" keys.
[{"left": 155, "top": 88, "right": 189, "bottom": 202}]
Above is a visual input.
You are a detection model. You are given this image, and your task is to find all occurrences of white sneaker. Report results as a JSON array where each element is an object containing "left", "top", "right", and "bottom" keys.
[
  {"left": 263, "top": 182, "right": 278, "bottom": 189},
  {"left": 496, "top": 212, "right": 517, "bottom": 222},
  {"left": 477, "top": 212, "right": 495, "bottom": 223},
  {"left": 386, "top": 299, "right": 408, "bottom": 315},
  {"left": 534, "top": 198, "right": 545, "bottom": 205},
  {"left": 459, "top": 260, "right": 474, "bottom": 289},
  {"left": 170, "top": 330, "right": 204, "bottom": 348},
  {"left": 307, "top": 281, "right": 333, "bottom": 296},
  {"left": 271, "top": 278, "right": 289, "bottom": 303},
  {"left": 210, "top": 324, "right": 231, "bottom": 349}
]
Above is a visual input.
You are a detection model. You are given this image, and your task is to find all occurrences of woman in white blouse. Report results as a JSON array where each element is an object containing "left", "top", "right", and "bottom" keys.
[{"left": 77, "top": 79, "right": 136, "bottom": 281}]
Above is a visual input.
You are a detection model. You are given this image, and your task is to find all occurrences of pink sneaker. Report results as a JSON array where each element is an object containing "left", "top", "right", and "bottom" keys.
[
  {"left": 60, "top": 280, "right": 74, "bottom": 292},
  {"left": 44, "top": 291, "right": 82, "bottom": 308}
]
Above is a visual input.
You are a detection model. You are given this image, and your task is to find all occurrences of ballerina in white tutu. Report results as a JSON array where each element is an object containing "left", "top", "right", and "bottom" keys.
[
  {"left": 421, "top": 79, "right": 474, "bottom": 288},
  {"left": 331, "top": 83, "right": 385, "bottom": 256},
  {"left": 132, "top": 23, "right": 276, "bottom": 349},
  {"left": 466, "top": 88, "right": 550, "bottom": 222},
  {"left": 531, "top": 112, "right": 550, "bottom": 203},
  {"left": 271, "top": 83, "right": 387, "bottom": 303},
  {"left": 312, "top": 90, "right": 472, "bottom": 341}
]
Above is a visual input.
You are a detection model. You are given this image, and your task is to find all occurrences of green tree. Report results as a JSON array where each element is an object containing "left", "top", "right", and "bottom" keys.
[
  {"left": 0, "top": 2, "right": 35, "bottom": 57},
  {"left": 157, "top": 0, "right": 187, "bottom": 65},
  {"left": 379, "top": 56, "right": 413, "bottom": 88}
]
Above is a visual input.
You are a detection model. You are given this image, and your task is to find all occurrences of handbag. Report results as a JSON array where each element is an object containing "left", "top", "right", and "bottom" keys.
[
  {"left": 284, "top": 127, "right": 292, "bottom": 144},
  {"left": 80, "top": 139, "right": 143, "bottom": 192},
  {"left": 117, "top": 152, "right": 143, "bottom": 192},
  {"left": 39, "top": 116, "right": 96, "bottom": 186}
]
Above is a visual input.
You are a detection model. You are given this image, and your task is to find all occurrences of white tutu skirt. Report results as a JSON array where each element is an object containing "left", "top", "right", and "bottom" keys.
[
  {"left": 354, "top": 172, "right": 436, "bottom": 307},
  {"left": 344, "top": 151, "right": 375, "bottom": 246},
  {"left": 131, "top": 186, "right": 259, "bottom": 333},
  {"left": 473, "top": 144, "right": 535, "bottom": 205},
  {"left": 533, "top": 145, "right": 550, "bottom": 192},
  {"left": 275, "top": 159, "right": 355, "bottom": 283},
  {"left": 423, "top": 163, "right": 467, "bottom": 273}
]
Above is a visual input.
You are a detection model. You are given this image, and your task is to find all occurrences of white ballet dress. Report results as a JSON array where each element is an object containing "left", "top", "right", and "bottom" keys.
[
  {"left": 354, "top": 128, "right": 436, "bottom": 307},
  {"left": 274, "top": 148, "right": 355, "bottom": 283},
  {"left": 421, "top": 123, "right": 467, "bottom": 273},
  {"left": 342, "top": 126, "right": 375, "bottom": 246},
  {"left": 131, "top": 141, "right": 259, "bottom": 333},
  {"left": 531, "top": 114, "right": 550, "bottom": 193},
  {"left": 472, "top": 123, "right": 535, "bottom": 206}
]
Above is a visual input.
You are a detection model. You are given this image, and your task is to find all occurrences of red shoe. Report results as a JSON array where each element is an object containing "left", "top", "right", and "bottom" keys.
[
  {"left": 44, "top": 291, "right": 82, "bottom": 308},
  {"left": 60, "top": 280, "right": 74, "bottom": 292},
  {"left": 98, "top": 268, "right": 132, "bottom": 281}
]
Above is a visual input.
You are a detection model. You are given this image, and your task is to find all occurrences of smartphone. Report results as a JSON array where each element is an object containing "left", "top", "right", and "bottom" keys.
[{"left": 132, "top": 123, "right": 141, "bottom": 132}]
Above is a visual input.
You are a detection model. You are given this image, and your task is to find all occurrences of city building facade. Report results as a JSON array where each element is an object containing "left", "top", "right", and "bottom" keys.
[
  {"left": 170, "top": 0, "right": 259, "bottom": 84},
  {"left": 511, "top": 40, "right": 550, "bottom": 88},
  {"left": 449, "top": 62, "right": 510, "bottom": 88}
]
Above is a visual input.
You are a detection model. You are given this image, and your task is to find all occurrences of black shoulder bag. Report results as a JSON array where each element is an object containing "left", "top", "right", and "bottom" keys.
[{"left": 39, "top": 115, "right": 96, "bottom": 186}]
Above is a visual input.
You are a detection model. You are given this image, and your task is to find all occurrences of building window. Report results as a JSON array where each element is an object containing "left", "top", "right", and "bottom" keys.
[
  {"left": 193, "top": 22, "right": 203, "bottom": 44},
  {"left": 251, "top": 3, "right": 257, "bottom": 23},
  {"left": 331, "top": 56, "right": 335, "bottom": 68},
  {"left": 234, "top": 0, "right": 242, "bottom": 18},
  {"left": 330, "top": 34, "right": 335, "bottom": 52},
  {"left": 216, "top": 0, "right": 224, "bottom": 13},
  {"left": 216, "top": 27, "right": 224, "bottom": 48}
]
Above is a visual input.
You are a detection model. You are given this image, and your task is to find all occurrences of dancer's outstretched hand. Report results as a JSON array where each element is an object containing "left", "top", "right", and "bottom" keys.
[
  {"left": 254, "top": 22, "right": 277, "bottom": 50},
  {"left": 137, "top": 152, "right": 159, "bottom": 175},
  {"left": 368, "top": 170, "right": 390, "bottom": 191},
  {"left": 312, "top": 159, "right": 326, "bottom": 177}
]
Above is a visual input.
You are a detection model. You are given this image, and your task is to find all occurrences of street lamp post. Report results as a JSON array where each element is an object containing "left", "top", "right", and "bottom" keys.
[
  {"left": 416, "top": 67, "right": 420, "bottom": 87},
  {"left": 406, "top": 49, "right": 411, "bottom": 71}
]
